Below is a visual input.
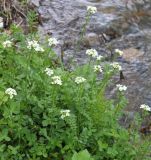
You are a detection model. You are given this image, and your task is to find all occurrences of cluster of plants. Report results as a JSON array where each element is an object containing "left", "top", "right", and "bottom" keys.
[{"left": 0, "top": 6, "right": 150, "bottom": 160}]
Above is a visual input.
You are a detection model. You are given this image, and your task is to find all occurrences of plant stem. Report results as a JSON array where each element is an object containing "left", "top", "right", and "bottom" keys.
[{"left": 75, "top": 12, "right": 91, "bottom": 53}]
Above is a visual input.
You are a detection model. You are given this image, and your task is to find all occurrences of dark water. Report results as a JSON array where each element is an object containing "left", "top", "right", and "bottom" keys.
[{"left": 33, "top": 0, "right": 151, "bottom": 111}]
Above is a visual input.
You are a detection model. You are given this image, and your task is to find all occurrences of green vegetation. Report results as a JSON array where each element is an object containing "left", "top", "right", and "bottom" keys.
[{"left": 0, "top": 4, "right": 150, "bottom": 160}]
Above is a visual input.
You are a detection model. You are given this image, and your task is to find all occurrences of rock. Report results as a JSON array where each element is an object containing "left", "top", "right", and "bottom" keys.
[
  {"left": 84, "top": 33, "right": 100, "bottom": 47},
  {"left": 122, "top": 48, "right": 144, "bottom": 62},
  {"left": 120, "top": 111, "right": 135, "bottom": 127},
  {"left": 29, "top": 0, "right": 40, "bottom": 7}
]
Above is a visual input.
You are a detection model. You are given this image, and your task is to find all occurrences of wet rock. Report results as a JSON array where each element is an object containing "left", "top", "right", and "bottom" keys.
[
  {"left": 29, "top": 0, "right": 40, "bottom": 7},
  {"left": 122, "top": 48, "right": 144, "bottom": 62},
  {"left": 120, "top": 111, "right": 135, "bottom": 127},
  {"left": 84, "top": 33, "right": 100, "bottom": 47},
  {"left": 38, "top": 7, "right": 51, "bottom": 21}
]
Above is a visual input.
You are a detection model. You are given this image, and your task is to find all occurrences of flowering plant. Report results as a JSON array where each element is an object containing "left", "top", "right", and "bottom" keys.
[{"left": 0, "top": 8, "right": 150, "bottom": 160}]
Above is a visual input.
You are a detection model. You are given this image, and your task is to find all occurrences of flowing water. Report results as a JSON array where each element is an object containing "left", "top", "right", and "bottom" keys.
[{"left": 32, "top": 0, "right": 151, "bottom": 111}]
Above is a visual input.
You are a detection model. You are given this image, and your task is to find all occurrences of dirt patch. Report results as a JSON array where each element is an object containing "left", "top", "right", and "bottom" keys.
[
  {"left": 0, "top": 0, "right": 38, "bottom": 32},
  {"left": 123, "top": 48, "right": 144, "bottom": 62}
]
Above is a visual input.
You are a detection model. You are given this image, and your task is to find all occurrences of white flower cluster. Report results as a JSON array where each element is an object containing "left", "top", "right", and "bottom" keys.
[
  {"left": 75, "top": 77, "right": 86, "bottom": 84},
  {"left": 48, "top": 38, "right": 59, "bottom": 47},
  {"left": 87, "top": 6, "right": 97, "bottom": 14},
  {"left": 51, "top": 76, "right": 62, "bottom": 85},
  {"left": 44, "top": 68, "right": 54, "bottom": 76},
  {"left": 96, "top": 55, "right": 103, "bottom": 61},
  {"left": 110, "top": 62, "right": 122, "bottom": 71},
  {"left": 94, "top": 65, "right": 103, "bottom": 73},
  {"left": 115, "top": 49, "right": 123, "bottom": 56},
  {"left": 0, "top": 22, "right": 3, "bottom": 29},
  {"left": 140, "top": 104, "right": 151, "bottom": 112},
  {"left": 86, "top": 49, "right": 98, "bottom": 58},
  {"left": 0, "top": 17, "right": 3, "bottom": 29},
  {"left": 5, "top": 88, "right": 17, "bottom": 99},
  {"left": 2, "top": 40, "right": 12, "bottom": 48},
  {"left": 27, "top": 40, "right": 44, "bottom": 52},
  {"left": 60, "top": 109, "right": 70, "bottom": 119},
  {"left": 116, "top": 84, "right": 127, "bottom": 92}
]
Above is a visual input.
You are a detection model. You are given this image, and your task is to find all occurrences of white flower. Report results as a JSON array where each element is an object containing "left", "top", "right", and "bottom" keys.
[
  {"left": 96, "top": 55, "right": 103, "bottom": 61},
  {"left": 60, "top": 109, "right": 70, "bottom": 119},
  {"left": 27, "top": 40, "right": 37, "bottom": 49},
  {"left": 75, "top": 77, "right": 86, "bottom": 84},
  {"left": 110, "top": 62, "right": 122, "bottom": 71},
  {"left": 0, "top": 18, "right": 3, "bottom": 29},
  {"left": 0, "top": 17, "right": 3, "bottom": 29},
  {"left": 5, "top": 88, "right": 17, "bottom": 99},
  {"left": 51, "top": 76, "right": 62, "bottom": 85},
  {"left": 87, "top": 6, "right": 97, "bottom": 14},
  {"left": 34, "top": 45, "right": 44, "bottom": 52},
  {"left": 115, "top": 49, "right": 123, "bottom": 56},
  {"left": 48, "top": 38, "right": 59, "bottom": 47},
  {"left": 2, "top": 40, "right": 12, "bottom": 48},
  {"left": 140, "top": 104, "right": 151, "bottom": 112},
  {"left": 86, "top": 49, "right": 98, "bottom": 58},
  {"left": 0, "top": 22, "right": 3, "bottom": 29},
  {"left": 116, "top": 84, "right": 127, "bottom": 92},
  {"left": 44, "top": 68, "right": 54, "bottom": 76},
  {"left": 27, "top": 40, "right": 44, "bottom": 52},
  {"left": 94, "top": 65, "right": 103, "bottom": 73}
]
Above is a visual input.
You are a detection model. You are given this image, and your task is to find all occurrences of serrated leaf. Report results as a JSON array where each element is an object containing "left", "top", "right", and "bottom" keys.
[{"left": 72, "top": 149, "right": 94, "bottom": 160}]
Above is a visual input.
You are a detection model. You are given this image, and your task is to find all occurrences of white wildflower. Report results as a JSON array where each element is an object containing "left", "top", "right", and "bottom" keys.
[
  {"left": 27, "top": 40, "right": 37, "bottom": 49},
  {"left": 140, "top": 104, "right": 151, "bottom": 112},
  {"left": 48, "top": 38, "right": 59, "bottom": 47},
  {"left": 87, "top": 6, "right": 97, "bottom": 14},
  {"left": 0, "top": 17, "right": 3, "bottom": 29},
  {"left": 5, "top": 88, "right": 17, "bottom": 99},
  {"left": 34, "top": 45, "right": 44, "bottom": 52},
  {"left": 110, "top": 62, "right": 122, "bottom": 71},
  {"left": 116, "top": 84, "right": 127, "bottom": 92},
  {"left": 60, "top": 109, "right": 70, "bottom": 119},
  {"left": 44, "top": 68, "right": 54, "bottom": 76},
  {"left": 2, "top": 40, "right": 12, "bottom": 48},
  {"left": 96, "top": 55, "right": 103, "bottom": 61},
  {"left": 86, "top": 49, "right": 98, "bottom": 58},
  {"left": 75, "top": 77, "right": 86, "bottom": 84},
  {"left": 51, "top": 76, "right": 62, "bottom": 85},
  {"left": 0, "top": 22, "right": 3, "bottom": 29},
  {"left": 115, "top": 49, "right": 123, "bottom": 56},
  {"left": 27, "top": 40, "right": 44, "bottom": 52},
  {"left": 94, "top": 65, "right": 103, "bottom": 73}
]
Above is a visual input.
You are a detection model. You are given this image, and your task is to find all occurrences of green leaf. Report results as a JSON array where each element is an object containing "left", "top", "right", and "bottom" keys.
[
  {"left": 0, "top": 128, "right": 11, "bottom": 142},
  {"left": 107, "top": 147, "right": 118, "bottom": 157},
  {"left": 72, "top": 150, "right": 94, "bottom": 160},
  {"left": 8, "top": 145, "right": 19, "bottom": 155},
  {"left": 0, "top": 91, "right": 8, "bottom": 105},
  {"left": 98, "top": 140, "right": 108, "bottom": 152},
  {"left": 0, "top": 144, "right": 6, "bottom": 152}
]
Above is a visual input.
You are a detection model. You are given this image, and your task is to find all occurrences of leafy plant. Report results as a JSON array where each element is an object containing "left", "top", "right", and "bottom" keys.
[
  {"left": 27, "top": 10, "right": 38, "bottom": 33},
  {"left": 0, "top": 6, "right": 150, "bottom": 160},
  {"left": 72, "top": 150, "right": 94, "bottom": 160}
]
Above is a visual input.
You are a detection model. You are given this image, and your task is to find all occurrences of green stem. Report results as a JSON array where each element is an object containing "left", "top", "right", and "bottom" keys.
[
  {"left": 75, "top": 12, "right": 91, "bottom": 53},
  {"left": 77, "top": 85, "right": 83, "bottom": 136}
]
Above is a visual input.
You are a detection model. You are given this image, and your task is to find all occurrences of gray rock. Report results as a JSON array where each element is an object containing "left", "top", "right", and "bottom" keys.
[
  {"left": 29, "top": 0, "right": 40, "bottom": 7},
  {"left": 84, "top": 33, "right": 100, "bottom": 47}
]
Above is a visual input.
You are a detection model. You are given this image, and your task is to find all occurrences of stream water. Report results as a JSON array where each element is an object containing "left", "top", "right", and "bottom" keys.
[{"left": 32, "top": 0, "right": 151, "bottom": 112}]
